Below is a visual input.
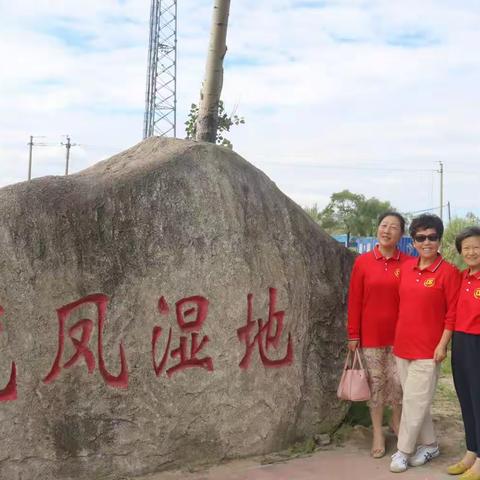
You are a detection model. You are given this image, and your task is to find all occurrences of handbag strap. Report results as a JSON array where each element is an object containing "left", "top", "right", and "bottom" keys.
[
  {"left": 352, "top": 349, "right": 365, "bottom": 370},
  {"left": 342, "top": 350, "right": 352, "bottom": 371}
]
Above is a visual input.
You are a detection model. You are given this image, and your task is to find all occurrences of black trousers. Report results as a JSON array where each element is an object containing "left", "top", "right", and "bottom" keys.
[{"left": 452, "top": 331, "right": 480, "bottom": 456}]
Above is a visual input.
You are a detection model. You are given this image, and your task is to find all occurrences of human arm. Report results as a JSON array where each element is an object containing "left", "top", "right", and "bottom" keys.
[
  {"left": 443, "top": 266, "right": 462, "bottom": 331},
  {"left": 434, "top": 266, "right": 461, "bottom": 362},
  {"left": 347, "top": 259, "right": 363, "bottom": 348},
  {"left": 433, "top": 328, "right": 452, "bottom": 363},
  {"left": 347, "top": 339, "right": 359, "bottom": 351}
]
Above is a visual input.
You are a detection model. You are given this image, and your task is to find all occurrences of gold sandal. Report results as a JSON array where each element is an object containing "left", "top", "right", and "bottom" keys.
[
  {"left": 448, "top": 462, "right": 470, "bottom": 475},
  {"left": 371, "top": 447, "right": 386, "bottom": 459},
  {"left": 371, "top": 436, "right": 386, "bottom": 459},
  {"left": 459, "top": 469, "right": 480, "bottom": 480}
]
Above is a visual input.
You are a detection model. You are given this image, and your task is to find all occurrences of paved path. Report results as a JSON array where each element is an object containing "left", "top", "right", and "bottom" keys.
[
  {"left": 139, "top": 443, "right": 455, "bottom": 480},
  {"left": 133, "top": 360, "right": 461, "bottom": 480}
]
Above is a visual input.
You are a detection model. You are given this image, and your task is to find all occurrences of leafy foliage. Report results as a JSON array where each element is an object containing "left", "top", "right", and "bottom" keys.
[
  {"left": 442, "top": 212, "right": 480, "bottom": 269},
  {"left": 288, "top": 437, "right": 317, "bottom": 455},
  {"left": 343, "top": 402, "right": 392, "bottom": 427},
  {"left": 185, "top": 100, "right": 245, "bottom": 149},
  {"left": 305, "top": 189, "right": 395, "bottom": 238},
  {"left": 303, "top": 203, "right": 322, "bottom": 223}
]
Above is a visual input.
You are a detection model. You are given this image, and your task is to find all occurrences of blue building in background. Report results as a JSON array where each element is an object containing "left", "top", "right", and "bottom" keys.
[
  {"left": 332, "top": 234, "right": 418, "bottom": 256},
  {"left": 332, "top": 234, "right": 356, "bottom": 248}
]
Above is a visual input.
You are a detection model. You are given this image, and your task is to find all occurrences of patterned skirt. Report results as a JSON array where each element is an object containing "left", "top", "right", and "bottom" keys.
[{"left": 362, "top": 346, "right": 403, "bottom": 408}]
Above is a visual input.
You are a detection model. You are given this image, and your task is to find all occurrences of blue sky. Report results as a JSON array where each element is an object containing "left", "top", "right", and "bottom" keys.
[{"left": 1, "top": 0, "right": 480, "bottom": 218}]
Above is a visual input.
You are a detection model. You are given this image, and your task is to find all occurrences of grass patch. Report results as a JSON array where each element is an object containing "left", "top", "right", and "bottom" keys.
[
  {"left": 343, "top": 401, "right": 392, "bottom": 428},
  {"left": 332, "top": 423, "right": 354, "bottom": 446},
  {"left": 288, "top": 437, "right": 317, "bottom": 455},
  {"left": 344, "top": 402, "right": 371, "bottom": 427},
  {"left": 441, "top": 349, "right": 452, "bottom": 376},
  {"left": 437, "top": 381, "right": 458, "bottom": 402}
]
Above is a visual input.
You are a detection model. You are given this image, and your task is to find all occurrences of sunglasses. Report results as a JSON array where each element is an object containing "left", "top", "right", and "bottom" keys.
[{"left": 414, "top": 234, "right": 439, "bottom": 243}]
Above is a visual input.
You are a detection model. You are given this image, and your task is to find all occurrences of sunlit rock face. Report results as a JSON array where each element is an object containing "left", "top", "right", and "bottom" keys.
[{"left": 0, "top": 137, "right": 353, "bottom": 480}]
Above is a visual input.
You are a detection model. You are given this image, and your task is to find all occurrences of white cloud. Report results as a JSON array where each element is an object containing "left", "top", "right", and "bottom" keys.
[{"left": 1, "top": 0, "right": 480, "bottom": 220}]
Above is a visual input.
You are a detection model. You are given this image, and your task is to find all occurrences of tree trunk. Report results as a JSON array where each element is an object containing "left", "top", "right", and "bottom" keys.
[{"left": 196, "top": 0, "right": 231, "bottom": 143}]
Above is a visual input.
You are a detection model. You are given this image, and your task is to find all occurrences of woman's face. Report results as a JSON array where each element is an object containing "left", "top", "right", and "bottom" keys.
[
  {"left": 461, "top": 236, "right": 480, "bottom": 272},
  {"left": 377, "top": 215, "right": 403, "bottom": 248},
  {"left": 413, "top": 227, "right": 440, "bottom": 261}
]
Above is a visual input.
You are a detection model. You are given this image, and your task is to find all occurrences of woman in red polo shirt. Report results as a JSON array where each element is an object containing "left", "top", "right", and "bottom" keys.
[
  {"left": 347, "top": 211, "right": 410, "bottom": 459},
  {"left": 447, "top": 226, "right": 480, "bottom": 479},
  {"left": 390, "top": 214, "right": 461, "bottom": 474}
]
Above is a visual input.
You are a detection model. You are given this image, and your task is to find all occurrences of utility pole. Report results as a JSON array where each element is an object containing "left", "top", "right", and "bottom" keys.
[
  {"left": 62, "top": 135, "right": 78, "bottom": 175},
  {"left": 28, "top": 136, "right": 33, "bottom": 181},
  {"left": 438, "top": 161, "right": 444, "bottom": 220},
  {"left": 65, "top": 136, "right": 71, "bottom": 176},
  {"left": 447, "top": 201, "right": 451, "bottom": 223},
  {"left": 27, "top": 135, "right": 48, "bottom": 181}
]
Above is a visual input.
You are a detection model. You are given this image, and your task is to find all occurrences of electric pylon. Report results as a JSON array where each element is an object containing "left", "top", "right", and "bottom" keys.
[{"left": 143, "top": 0, "right": 178, "bottom": 139}]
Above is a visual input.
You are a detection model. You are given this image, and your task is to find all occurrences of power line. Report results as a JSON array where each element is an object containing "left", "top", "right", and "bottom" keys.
[
  {"left": 402, "top": 203, "right": 450, "bottom": 216},
  {"left": 27, "top": 135, "right": 81, "bottom": 180},
  {"left": 256, "top": 159, "right": 477, "bottom": 175},
  {"left": 402, "top": 201, "right": 452, "bottom": 223},
  {"left": 257, "top": 160, "right": 436, "bottom": 173}
]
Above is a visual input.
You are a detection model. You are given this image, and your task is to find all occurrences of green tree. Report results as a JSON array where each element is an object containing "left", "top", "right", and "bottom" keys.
[
  {"left": 304, "top": 190, "right": 395, "bottom": 243},
  {"left": 357, "top": 197, "right": 395, "bottom": 236},
  {"left": 442, "top": 213, "right": 480, "bottom": 269},
  {"left": 319, "top": 190, "right": 364, "bottom": 240},
  {"left": 185, "top": 100, "right": 245, "bottom": 149},
  {"left": 303, "top": 203, "right": 322, "bottom": 224}
]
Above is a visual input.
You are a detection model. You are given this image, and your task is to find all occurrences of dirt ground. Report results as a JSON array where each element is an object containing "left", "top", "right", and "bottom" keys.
[{"left": 126, "top": 361, "right": 465, "bottom": 480}]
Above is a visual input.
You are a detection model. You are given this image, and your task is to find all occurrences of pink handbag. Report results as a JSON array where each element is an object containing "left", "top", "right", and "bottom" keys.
[{"left": 337, "top": 349, "right": 371, "bottom": 401}]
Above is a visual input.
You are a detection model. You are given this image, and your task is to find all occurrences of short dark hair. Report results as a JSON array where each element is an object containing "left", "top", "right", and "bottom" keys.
[
  {"left": 455, "top": 226, "right": 480, "bottom": 253},
  {"left": 377, "top": 211, "right": 406, "bottom": 234},
  {"left": 409, "top": 214, "right": 444, "bottom": 240}
]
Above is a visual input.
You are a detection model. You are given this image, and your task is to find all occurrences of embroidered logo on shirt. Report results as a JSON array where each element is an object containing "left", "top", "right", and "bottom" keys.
[
  {"left": 424, "top": 278, "right": 436, "bottom": 288},
  {"left": 474, "top": 288, "right": 480, "bottom": 299},
  {"left": 394, "top": 269, "right": 400, "bottom": 278}
]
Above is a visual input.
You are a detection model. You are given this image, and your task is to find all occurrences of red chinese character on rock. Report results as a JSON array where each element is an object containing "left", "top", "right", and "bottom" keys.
[
  {"left": 152, "top": 295, "right": 213, "bottom": 377},
  {"left": 0, "top": 305, "right": 17, "bottom": 402},
  {"left": 237, "top": 288, "right": 294, "bottom": 369},
  {"left": 43, "top": 294, "right": 128, "bottom": 388}
]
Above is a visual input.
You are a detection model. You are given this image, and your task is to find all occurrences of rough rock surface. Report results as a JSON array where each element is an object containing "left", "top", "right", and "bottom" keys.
[{"left": 0, "top": 137, "right": 354, "bottom": 480}]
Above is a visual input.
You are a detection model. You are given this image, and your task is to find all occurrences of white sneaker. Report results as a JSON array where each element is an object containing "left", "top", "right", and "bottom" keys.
[
  {"left": 408, "top": 444, "right": 440, "bottom": 467},
  {"left": 390, "top": 450, "right": 409, "bottom": 473}
]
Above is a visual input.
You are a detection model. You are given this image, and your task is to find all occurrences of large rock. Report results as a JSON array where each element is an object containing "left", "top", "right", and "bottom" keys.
[{"left": 0, "top": 137, "right": 353, "bottom": 480}]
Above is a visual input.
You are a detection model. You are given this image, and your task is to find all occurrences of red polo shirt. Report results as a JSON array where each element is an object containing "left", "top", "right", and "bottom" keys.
[
  {"left": 455, "top": 269, "right": 480, "bottom": 335},
  {"left": 394, "top": 254, "right": 461, "bottom": 359},
  {"left": 347, "top": 245, "right": 411, "bottom": 347}
]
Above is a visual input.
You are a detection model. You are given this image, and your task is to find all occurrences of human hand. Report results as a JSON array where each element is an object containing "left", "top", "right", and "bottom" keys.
[
  {"left": 348, "top": 340, "right": 359, "bottom": 352},
  {"left": 433, "top": 344, "right": 447, "bottom": 363}
]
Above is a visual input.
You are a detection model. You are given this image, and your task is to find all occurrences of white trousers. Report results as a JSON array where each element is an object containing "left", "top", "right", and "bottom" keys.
[{"left": 395, "top": 357, "right": 440, "bottom": 454}]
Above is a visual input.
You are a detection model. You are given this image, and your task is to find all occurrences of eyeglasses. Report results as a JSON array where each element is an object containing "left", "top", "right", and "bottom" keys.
[{"left": 414, "top": 234, "right": 439, "bottom": 243}]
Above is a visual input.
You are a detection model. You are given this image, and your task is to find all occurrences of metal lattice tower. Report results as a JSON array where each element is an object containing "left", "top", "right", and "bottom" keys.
[{"left": 143, "top": 0, "right": 177, "bottom": 139}]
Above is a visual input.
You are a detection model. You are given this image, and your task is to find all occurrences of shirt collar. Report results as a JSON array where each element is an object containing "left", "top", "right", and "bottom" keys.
[
  {"left": 464, "top": 269, "right": 480, "bottom": 280},
  {"left": 413, "top": 253, "right": 444, "bottom": 272},
  {"left": 373, "top": 244, "right": 401, "bottom": 261}
]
